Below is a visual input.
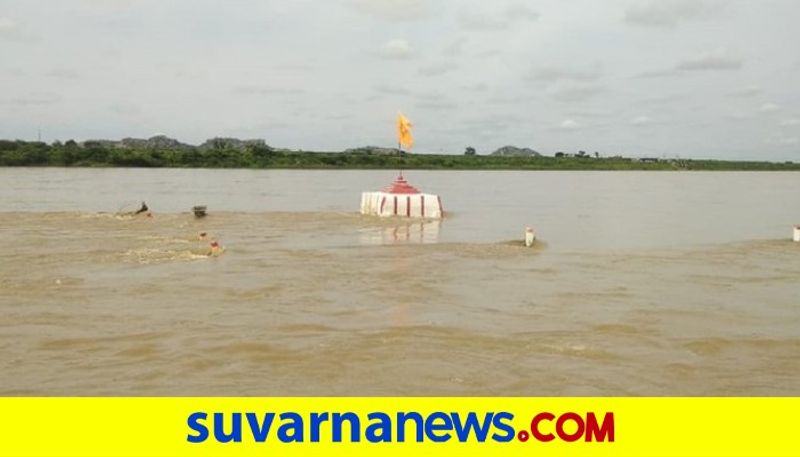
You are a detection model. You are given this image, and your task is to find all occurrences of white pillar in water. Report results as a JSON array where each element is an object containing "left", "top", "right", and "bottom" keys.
[
  {"left": 793, "top": 225, "right": 800, "bottom": 243},
  {"left": 525, "top": 227, "right": 536, "bottom": 247}
]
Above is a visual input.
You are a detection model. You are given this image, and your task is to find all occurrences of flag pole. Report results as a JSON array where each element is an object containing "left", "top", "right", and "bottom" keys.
[
  {"left": 398, "top": 140, "right": 403, "bottom": 179},
  {"left": 397, "top": 113, "right": 403, "bottom": 179}
]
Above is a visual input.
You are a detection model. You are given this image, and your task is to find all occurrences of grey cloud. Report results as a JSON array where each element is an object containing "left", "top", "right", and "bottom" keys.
[
  {"left": 349, "top": 0, "right": 431, "bottom": 21},
  {"left": 547, "top": 84, "right": 605, "bottom": 102},
  {"left": 416, "top": 101, "right": 458, "bottom": 111},
  {"left": 418, "top": 62, "right": 458, "bottom": 77},
  {"left": 0, "top": 16, "right": 16, "bottom": 31},
  {"left": 728, "top": 86, "right": 761, "bottom": 97},
  {"left": 2, "top": 67, "right": 26, "bottom": 77},
  {"left": 373, "top": 84, "right": 412, "bottom": 96},
  {"left": 639, "top": 50, "right": 743, "bottom": 77},
  {"left": 558, "top": 119, "right": 580, "bottom": 130},
  {"left": 759, "top": 103, "right": 780, "bottom": 113},
  {"left": 485, "top": 96, "right": 524, "bottom": 105},
  {"left": 3, "top": 92, "right": 61, "bottom": 106},
  {"left": 474, "top": 49, "right": 503, "bottom": 59},
  {"left": 79, "top": 0, "right": 136, "bottom": 12},
  {"left": 458, "top": 3, "right": 539, "bottom": 31},
  {"left": 637, "top": 69, "right": 677, "bottom": 78},
  {"left": 109, "top": 102, "right": 141, "bottom": 116},
  {"left": 463, "top": 83, "right": 489, "bottom": 92},
  {"left": 460, "top": 115, "right": 522, "bottom": 129},
  {"left": 434, "top": 115, "right": 520, "bottom": 138},
  {"left": 528, "top": 65, "right": 601, "bottom": 82},
  {"left": 675, "top": 51, "right": 742, "bottom": 71},
  {"left": 442, "top": 37, "right": 466, "bottom": 57},
  {"left": 232, "top": 85, "right": 306, "bottom": 96},
  {"left": 321, "top": 113, "right": 354, "bottom": 122},
  {"left": 506, "top": 3, "right": 540, "bottom": 21},
  {"left": 765, "top": 136, "right": 799, "bottom": 146},
  {"left": 458, "top": 12, "right": 507, "bottom": 31},
  {"left": 566, "top": 110, "right": 614, "bottom": 119},
  {"left": 546, "top": 118, "right": 612, "bottom": 133},
  {"left": 46, "top": 68, "right": 81, "bottom": 80},
  {"left": 268, "top": 63, "right": 316, "bottom": 73},
  {"left": 380, "top": 39, "right": 415, "bottom": 60},
  {"left": 637, "top": 94, "right": 685, "bottom": 105},
  {"left": 229, "top": 119, "right": 293, "bottom": 132},
  {"left": 0, "top": 16, "right": 29, "bottom": 42},
  {"left": 432, "top": 127, "right": 499, "bottom": 142},
  {"left": 725, "top": 111, "right": 752, "bottom": 121},
  {"left": 414, "top": 91, "right": 448, "bottom": 102},
  {"left": 624, "top": 0, "right": 719, "bottom": 28}
]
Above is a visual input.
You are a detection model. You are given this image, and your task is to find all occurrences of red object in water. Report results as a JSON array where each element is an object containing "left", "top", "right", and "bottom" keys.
[
  {"left": 211, "top": 241, "right": 219, "bottom": 248},
  {"left": 382, "top": 174, "right": 420, "bottom": 194}
]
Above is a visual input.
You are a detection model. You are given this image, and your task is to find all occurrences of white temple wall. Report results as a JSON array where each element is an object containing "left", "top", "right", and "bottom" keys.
[{"left": 360, "top": 192, "right": 443, "bottom": 219}]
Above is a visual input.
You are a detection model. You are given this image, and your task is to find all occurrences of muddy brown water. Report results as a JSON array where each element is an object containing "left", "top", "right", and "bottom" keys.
[{"left": 1, "top": 168, "right": 798, "bottom": 395}]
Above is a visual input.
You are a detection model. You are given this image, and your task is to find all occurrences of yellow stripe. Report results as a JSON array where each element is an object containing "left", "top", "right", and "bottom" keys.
[{"left": 0, "top": 397, "right": 796, "bottom": 457}]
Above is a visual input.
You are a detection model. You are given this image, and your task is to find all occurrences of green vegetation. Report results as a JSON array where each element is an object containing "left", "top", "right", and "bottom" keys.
[{"left": 1, "top": 139, "right": 798, "bottom": 171}]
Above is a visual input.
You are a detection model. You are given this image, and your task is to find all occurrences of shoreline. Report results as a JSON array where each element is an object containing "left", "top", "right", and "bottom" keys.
[
  {"left": 3, "top": 157, "right": 799, "bottom": 171},
  {"left": 2, "top": 140, "right": 798, "bottom": 171},
  {"left": 3, "top": 163, "right": 799, "bottom": 171}
]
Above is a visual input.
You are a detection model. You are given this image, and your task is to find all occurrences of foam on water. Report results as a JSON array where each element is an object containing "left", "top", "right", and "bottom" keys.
[{"left": 1, "top": 210, "right": 798, "bottom": 395}]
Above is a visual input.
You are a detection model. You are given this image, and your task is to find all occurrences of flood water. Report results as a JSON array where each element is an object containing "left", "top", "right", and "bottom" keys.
[{"left": 1, "top": 168, "right": 798, "bottom": 395}]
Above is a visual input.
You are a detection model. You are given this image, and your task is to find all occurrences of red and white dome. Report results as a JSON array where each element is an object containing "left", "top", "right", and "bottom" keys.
[{"left": 360, "top": 175, "right": 443, "bottom": 219}]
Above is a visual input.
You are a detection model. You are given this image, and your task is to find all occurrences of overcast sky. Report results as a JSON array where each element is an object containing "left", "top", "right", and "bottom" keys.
[{"left": 1, "top": 0, "right": 799, "bottom": 159}]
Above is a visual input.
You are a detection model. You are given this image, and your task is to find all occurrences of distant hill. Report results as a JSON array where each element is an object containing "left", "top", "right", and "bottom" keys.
[
  {"left": 490, "top": 145, "right": 541, "bottom": 157},
  {"left": 198, "top": 137, "right": 269, "bottom": 151},
  {"left": 120, "top": 135, "right": 193, "bottom": 149},
  {"left": 79, "top": 135, "right": 271, "bottom": 151}
]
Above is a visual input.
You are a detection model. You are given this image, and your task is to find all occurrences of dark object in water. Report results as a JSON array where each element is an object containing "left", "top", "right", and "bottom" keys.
[
  {"left": 134, "top": 201, "right": 149, "bottom": 215},
  {"left": 193, "top": 205, "right": 207, "bottom": 218}
]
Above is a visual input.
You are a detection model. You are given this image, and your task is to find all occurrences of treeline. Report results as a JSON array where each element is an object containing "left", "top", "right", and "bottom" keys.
[{"left": 1, "top": 139, "right": 798, "bottom": 171}]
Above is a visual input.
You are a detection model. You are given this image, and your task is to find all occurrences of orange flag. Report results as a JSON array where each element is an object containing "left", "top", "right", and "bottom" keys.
[{"left": 397, "top": 112, "right": 414, "bottom": 150}]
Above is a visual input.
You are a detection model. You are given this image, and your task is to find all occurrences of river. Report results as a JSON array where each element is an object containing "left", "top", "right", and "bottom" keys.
[{"left": 1, "top": 168, "right": 798, "bottom": 395}]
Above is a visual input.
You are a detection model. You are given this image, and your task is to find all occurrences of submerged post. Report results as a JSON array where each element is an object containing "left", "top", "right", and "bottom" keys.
[
  {"left": 525, "top": 226, "right": 536, "bottom": 247},
  {"left": 209, "top": 240, "right": 224, "bottom": 257}
]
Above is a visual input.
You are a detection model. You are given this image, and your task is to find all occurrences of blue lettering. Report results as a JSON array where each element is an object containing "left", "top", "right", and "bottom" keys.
[
  {"left": 277, "top": 412, "right": 304, "bottom": 442},
  {"left": 491, "top": 412, "right": 515, "bottom": 442},
  {"left": 332, "top": 412, "right": 360, "bottom": 442},
  {"left": 424, "top": 412, "right": 453, "bottom": 442},
  {"left": 365, "top": 412, "right": 392, "bottom": 443},
  {"left": 213, "top": 412, "right": 241, "bottom": 443},
  {"left": 186, "top": 412, "right": 208, "bottom": 443},
  {"left": 310, "top": 412, "right": 329, "bottom": 442},
  {"left": 452, "top": 412, "right": 493, "bottom": 442},
  {"left": 245, "top": 412, "right": 275, "bottom": 442},
  {"left": 397, "top": 412, "right": 424, "bottom": 443}
]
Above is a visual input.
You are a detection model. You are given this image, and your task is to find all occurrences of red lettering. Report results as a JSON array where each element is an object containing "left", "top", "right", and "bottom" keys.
[
  {"left": 555, "top": 412, "right": 585, "bottom": 442},
  {"left": 585, "top": 412, "right": 615, "bottom": 442},
  {"left": 531, "top": 412, "right": 555, "bottom": 442}
]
